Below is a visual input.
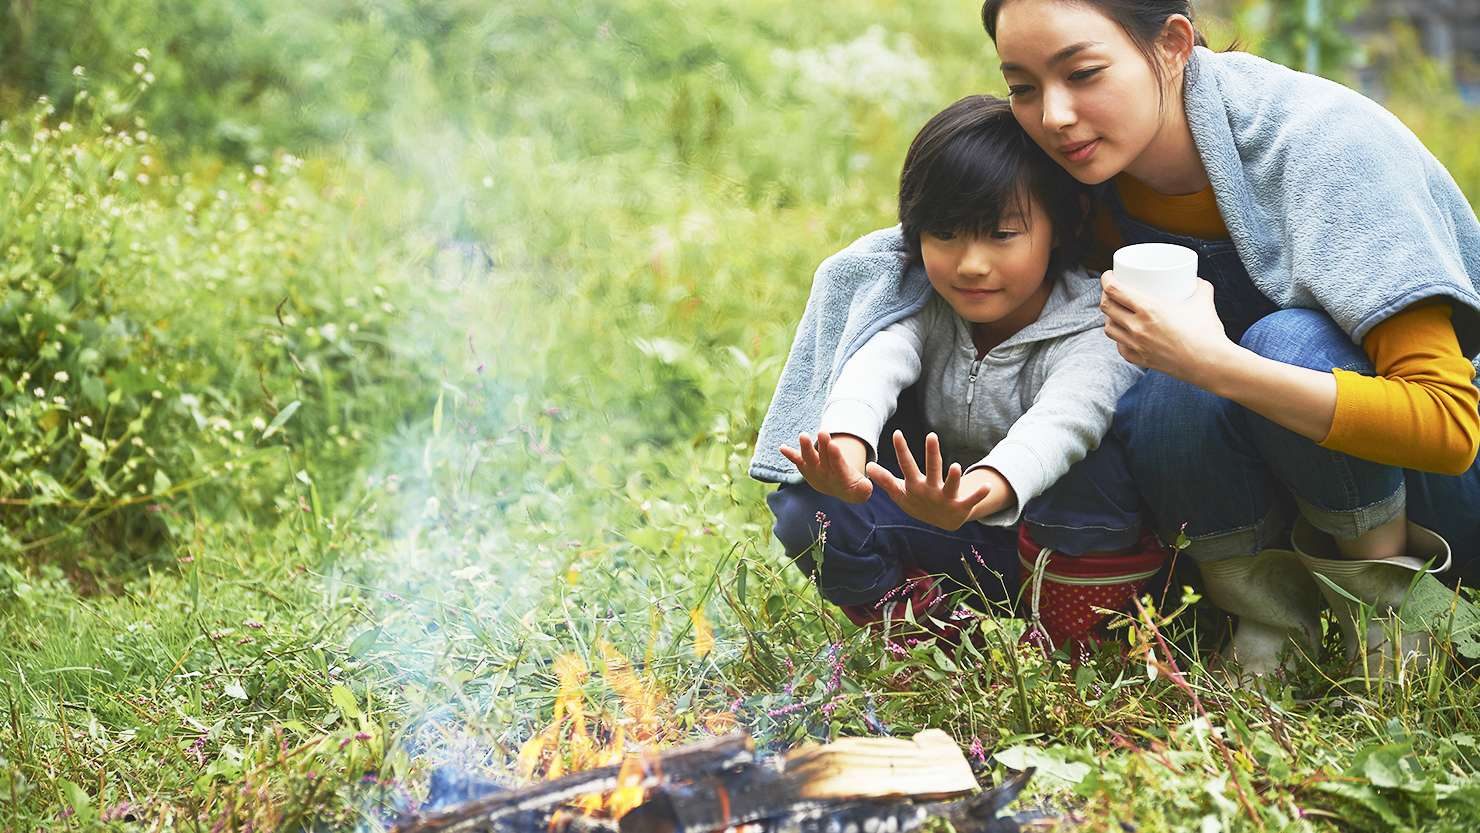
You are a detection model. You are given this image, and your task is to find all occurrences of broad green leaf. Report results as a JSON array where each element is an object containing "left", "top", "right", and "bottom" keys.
[
  {"left": 331, "top": 684, "right": 361, "bottom": 719},
  {"left": 261, "top": 400, "right": 301, "bottom": 440},
  {"left": 994, "top": 744, "right": 1090, "bottom": 787},
  {"left": 348, "top": 626, "right": 382, "bottom": 657}
]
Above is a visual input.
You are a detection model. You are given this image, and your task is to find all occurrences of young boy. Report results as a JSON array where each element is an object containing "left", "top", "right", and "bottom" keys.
[{"left": 754, "top": 96, "right": 1164, "bottom": 655}]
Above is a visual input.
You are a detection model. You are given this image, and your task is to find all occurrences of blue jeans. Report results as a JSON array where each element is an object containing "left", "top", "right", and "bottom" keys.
[
  {"left": 767, "top": 395, "right": 1144, "bottom": 607},
  {"left": 1114, "top": 308, "right": 1480, "bottom": 582}
]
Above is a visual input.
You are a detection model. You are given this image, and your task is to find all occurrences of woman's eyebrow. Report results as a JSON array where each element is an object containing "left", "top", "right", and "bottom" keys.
[{"left": 1000, "top": 41, "right": 1104, "bottom": 73}]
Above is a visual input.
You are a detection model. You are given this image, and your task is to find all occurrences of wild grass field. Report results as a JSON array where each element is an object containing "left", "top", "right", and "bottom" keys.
[{"left": 3, "top": 1, "right": 1480, "bottom": 831}]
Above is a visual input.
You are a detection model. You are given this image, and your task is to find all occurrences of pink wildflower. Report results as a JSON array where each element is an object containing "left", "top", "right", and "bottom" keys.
[
  {"left": 827, "top": 646, "right": 847, "bottom": 692},
  {"left": 969, "top": 737, "right": 986, "bottom": 764},
  {"left": 970, "top": 546, "right": 989, "bottom": 570},
  {"left": 766, "top": 702, "right": 806, "bottom": 718}
]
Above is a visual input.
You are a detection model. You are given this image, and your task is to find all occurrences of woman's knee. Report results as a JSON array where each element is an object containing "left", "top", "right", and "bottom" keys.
[
  {"left": 1239, "top": 309, "right": 1372, "bottom": 373},
  {"left": 1113, "top": 371, "right": 1234, "bottom": 474}
]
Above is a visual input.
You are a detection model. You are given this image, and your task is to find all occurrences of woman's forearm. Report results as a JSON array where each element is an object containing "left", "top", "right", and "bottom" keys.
[{"left": 1197, "top": 344, "right": 1338, "bottom": 442}]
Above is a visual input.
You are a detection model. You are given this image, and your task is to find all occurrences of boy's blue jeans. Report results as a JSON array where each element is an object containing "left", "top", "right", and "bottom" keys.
[
  {"left": 1113, "top": 308, "right": 1480, "bottom": 582},
  {"left": 766, "top": 403, "right": 1143, "bottom": 607}
]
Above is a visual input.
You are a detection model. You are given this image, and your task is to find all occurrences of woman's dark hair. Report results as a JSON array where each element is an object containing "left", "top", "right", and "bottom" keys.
[
  {"left": 980, "top": 0, "right": 1208, "bottom": 91},
  {"left": 898, "top": 95, "right": 1088, "bottom": 276}
]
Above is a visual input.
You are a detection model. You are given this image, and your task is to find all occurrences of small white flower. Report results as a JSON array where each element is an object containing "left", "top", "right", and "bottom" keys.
[
  {"left": 252, "top": 164, "right": 268, "bottom": 177},
  {"left": 53, "top": 371, "right": 69, "bottom": 382},
  {"left": 134, "top": 47, "right": 151, "bottom": 59},
  {"left": 33, "top": 387, "right": 45, "bottom": 397},
  {"left": 58, "top": 121, "right": 72, "bottom": 133},
  {"left": 133, "top": 62, "right": 146, "bottom": 75},
  {"left": 137, "top": 173, "right": 150, "bottom": 185},
  {"left": 482, "top": 176, "right": 494, "bottom": 188},
  {"left": 52, "top": 396, "right": 65, "bottom": 405},
  {"left": 72, "top": 66, "right": 85, "bottom": 78},
  {"left": 81, "top": 415, "right": 93, "bottom": 427}
]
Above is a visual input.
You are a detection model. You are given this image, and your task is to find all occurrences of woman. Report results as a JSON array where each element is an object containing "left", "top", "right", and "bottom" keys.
[{"left": 979, "top": 0, "right": 1480, "bottom": 674}]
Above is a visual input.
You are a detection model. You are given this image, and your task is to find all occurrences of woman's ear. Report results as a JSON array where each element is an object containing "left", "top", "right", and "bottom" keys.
[{"left": 1159, "top": 14, "right": 1197, "bottom": 73}]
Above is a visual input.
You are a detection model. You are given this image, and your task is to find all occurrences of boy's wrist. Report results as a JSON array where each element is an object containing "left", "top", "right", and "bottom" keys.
[
  {"left": 828, "top": 433, "right": 870, "bottom": 473},
  {"left": 962, "top": 466, "right": 1015, "bottom": 520}
]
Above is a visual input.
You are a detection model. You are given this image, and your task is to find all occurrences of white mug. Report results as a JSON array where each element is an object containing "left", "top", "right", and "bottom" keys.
[{"left": 1112, "top": 243, "right": 1198, "bottom": 300}]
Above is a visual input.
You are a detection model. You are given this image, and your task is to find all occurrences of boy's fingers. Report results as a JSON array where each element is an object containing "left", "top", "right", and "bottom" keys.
[
  {"left": 865, "top": 462, "right": 906, "bottom": 501},
  {"left": 924, "top": 433, "right": 942, "bottom": 483},
  {"left": 820, "top": 435, "right": 843, "bottom": 462},
  {"left": 960, "top": 484, "right": 992, "bottom": 511},
  {"left": 942, "top": 462, "right": 962, "bottom": 493},
  {"left": 798, "top": 433, "right": 821, "bottom": 467},
  {"left": 780, "top": 445, "right": 802, "bottom": 466},
  {"left": 893, "top": 431, "right": 923, "bottom": 482}
]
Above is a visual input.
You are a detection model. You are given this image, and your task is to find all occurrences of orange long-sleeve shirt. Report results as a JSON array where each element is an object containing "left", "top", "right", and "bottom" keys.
[{"left": 1091, "top": 174, "right": 1480, "bottom": 475}]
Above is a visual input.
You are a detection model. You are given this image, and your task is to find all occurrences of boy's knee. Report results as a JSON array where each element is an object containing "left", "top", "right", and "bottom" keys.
[
  {"left": 1024, "top": 436, "right": 1143, "bottom": 554},
  {"left": 766, "top": 485, "right": 828, "bottom": 557},
  {"left": 1239, "top": 309, "right": 1370, "bottom": 373}
]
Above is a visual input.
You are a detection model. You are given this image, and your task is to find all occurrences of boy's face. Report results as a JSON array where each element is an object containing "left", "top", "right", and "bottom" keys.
[{"left": 919, "top": 192, "right": 1055, "bottom": 332}]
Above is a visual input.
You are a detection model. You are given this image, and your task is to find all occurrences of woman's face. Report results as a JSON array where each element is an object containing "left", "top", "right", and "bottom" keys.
[
  {"left": 994, "top": 0, "right": 1171, "bottom": 185},
  {"left": 919, "top": 192, "right": 1055, "bottom": 330}
]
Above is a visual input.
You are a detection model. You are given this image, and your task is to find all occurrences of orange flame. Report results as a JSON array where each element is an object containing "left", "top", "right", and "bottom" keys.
[
  {"left": 690, "top": 607, "right": 715, "bottom": 658},
  {"left": 519, "top": 644, "right": 699, "bottom": 818},
  {"left": 608, "top": 753, "right": 648, "bottom": 818}
]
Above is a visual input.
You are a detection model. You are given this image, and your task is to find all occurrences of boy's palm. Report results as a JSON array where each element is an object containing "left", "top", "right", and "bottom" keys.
[
  {"left": 866, "top": 431, "right": 994, "bottom": 531},
  {"left": 780, "top": 432, "right": 874, "bottom": 503}
]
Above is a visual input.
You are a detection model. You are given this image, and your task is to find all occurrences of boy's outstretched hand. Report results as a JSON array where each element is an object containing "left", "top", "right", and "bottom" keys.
[
  {"left": 779, "top": 431, "right": 874, "bottom": 503},
  {"left": 866, "top": 431, "right": 1010, "bottom": 531}
]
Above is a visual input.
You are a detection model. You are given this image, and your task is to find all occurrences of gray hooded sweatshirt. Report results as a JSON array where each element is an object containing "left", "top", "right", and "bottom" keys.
[{"left": 818, "top": 268, "right": 1141, "bottom": 526}]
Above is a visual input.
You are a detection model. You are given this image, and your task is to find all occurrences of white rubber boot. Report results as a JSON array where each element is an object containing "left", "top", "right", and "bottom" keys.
[
  {"left": 1292, "top": 517, "right": 1452, "bottom": 680},
  {"left": 1199, "top": 547, "right": 1323, "bottom": 678}
]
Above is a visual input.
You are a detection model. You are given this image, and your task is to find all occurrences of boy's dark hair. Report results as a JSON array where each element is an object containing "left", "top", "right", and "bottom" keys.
[
  {"left": 898, "top": 95, "right": 1088, "bottom": 276},
  {"left": 980, "top": 1, "right": 1210, "bottom": 94}
]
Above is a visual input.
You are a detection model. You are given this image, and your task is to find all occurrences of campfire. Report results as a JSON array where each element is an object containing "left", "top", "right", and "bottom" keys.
[{"left": 390, "top": 730, "right": 1035, "bottom": 833}]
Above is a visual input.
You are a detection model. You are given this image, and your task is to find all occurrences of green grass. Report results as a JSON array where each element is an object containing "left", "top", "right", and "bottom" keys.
[{"left": 3, "top": 1, "right": 1480, "bottom": 830}]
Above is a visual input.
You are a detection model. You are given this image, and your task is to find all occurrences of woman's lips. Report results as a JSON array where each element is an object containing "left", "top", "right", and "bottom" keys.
[{"left": 1062, "top": 138, "right": 1100, "bottom": 163}]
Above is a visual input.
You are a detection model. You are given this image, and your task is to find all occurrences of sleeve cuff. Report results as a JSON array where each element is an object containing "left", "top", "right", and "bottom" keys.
[
  {"left": 967, "top": 442, "right": 1050, "bottom": 527},
  {"left": 817, "top": 398, "right": 886, "bottom": 461}
]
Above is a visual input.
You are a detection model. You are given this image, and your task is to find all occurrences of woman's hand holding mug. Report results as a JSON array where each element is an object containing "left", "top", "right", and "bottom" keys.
[{"left": 1100, "top": 243, "right": 1236, "bottom": 385}]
